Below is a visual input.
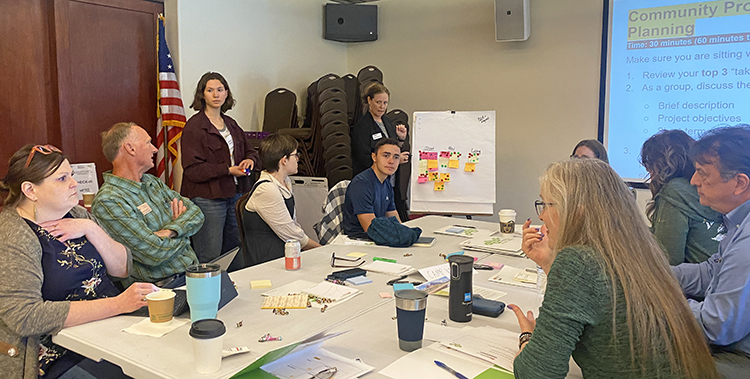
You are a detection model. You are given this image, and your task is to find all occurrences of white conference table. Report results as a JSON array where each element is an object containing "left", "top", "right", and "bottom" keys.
[{"left": 54, "top": 216, "right": 580, "bottom": 379}]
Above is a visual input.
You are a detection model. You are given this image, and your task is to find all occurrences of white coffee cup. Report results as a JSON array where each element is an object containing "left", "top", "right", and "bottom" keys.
[
  {"left": 498, "top": 209, "right": 517, "bottom": 235},
  {"left": 189, "top": 319, "right": 226, "bottom": 374}
]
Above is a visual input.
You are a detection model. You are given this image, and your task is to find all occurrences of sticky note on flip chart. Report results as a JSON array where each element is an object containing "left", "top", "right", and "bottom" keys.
[
  {"left": 429, "top": 172, "right": 439, "bottom": 181},
  {"left": 468, "top": 152, "right": 480, "bottom": 163},
  {"left": 448, "top": 159, "right": 460, "bottom": 169},
  {"left": 428, "top": 160, "right": 439, "bottom": 171},
  {"left": 417, "top": 174, "right": 428, "bottom": 184},
  {"left": 418, "top": 160, "right": 428, "bottom": 172},
  {"left": 434, "top": 181, "right": 445, "bottom": 191},
  {"left": 440, "top": 173, "right": 451, "bottom": 182},
  {"left": 464, "top": 162, "right": 476, "bottom": 172},
  {"left": 426, "top": 152, "right": 438, "bottom": 160},
  {"left": 450, "top": 151, "right": 462, "bottom": 159},
  {"left": 438, "top": 157, "right": 449, "bottom": 168}
]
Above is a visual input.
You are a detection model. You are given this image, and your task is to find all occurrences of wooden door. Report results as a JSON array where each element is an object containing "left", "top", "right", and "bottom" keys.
[{"left": 54, "top": 0, "right": 163, "bottom": 182}]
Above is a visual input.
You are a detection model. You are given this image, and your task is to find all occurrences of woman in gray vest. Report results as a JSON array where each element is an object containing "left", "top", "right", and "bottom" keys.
[{"left": 243, "top": 134, "right": 320, "bottom": 266}]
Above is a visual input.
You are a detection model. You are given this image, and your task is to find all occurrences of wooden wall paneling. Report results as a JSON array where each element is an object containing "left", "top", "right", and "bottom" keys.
[
  {"left": 53, "top": 0, "right": 163, "bottom": 183},
  {"left": 0, "top": 0, "right": 60, "bottom": 177}
]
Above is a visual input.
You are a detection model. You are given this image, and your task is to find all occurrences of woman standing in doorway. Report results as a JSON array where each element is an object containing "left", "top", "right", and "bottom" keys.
[{"left": 181, "top": 72, "right": 260, "bottom": 271}]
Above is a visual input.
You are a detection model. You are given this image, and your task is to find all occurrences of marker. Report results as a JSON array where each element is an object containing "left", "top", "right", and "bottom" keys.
[
  {"left": 373, "top": 257, "right": 397, "bottom": 263},
  {"left": 434, "top": 361, "right": 468, "bottom": 379}
]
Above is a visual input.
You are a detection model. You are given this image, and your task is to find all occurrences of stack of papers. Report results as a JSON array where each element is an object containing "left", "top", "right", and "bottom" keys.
[
  {"left": 461, "top": 234, "right": 524, "bottom": 257},
  {"left": 302, "top": 281, "right": 361, "bottom": 308},
  {"left": 361, "top": 261, "right": 415, "bottom": 276},
  {"left": 440, "top": 326, "right": 519, "bottom": 372},
  {"left": 434, "top": 225, "right": 491, "bottom": 238},
  {"left": 488, "top": 266, "right": 537, "bottom": 289}
]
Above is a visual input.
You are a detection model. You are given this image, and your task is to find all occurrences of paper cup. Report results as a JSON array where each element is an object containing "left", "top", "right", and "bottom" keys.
[
  {"left": 498, "top": 209, "right": 517, "bottom": 235},
  {"left": 82, "top": 192, "right": 95, "bottom": 208},
  {"left": 190, "top": 319, "right": 226, "bottom": 374},
  {"left": 146, "top": 290, "right": 175, "bottom": 323}
]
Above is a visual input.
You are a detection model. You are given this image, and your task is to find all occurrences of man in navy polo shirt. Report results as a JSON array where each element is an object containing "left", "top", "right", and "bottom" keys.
[{"left": 343, "top": 138, "right": 402, "bottom": 238}]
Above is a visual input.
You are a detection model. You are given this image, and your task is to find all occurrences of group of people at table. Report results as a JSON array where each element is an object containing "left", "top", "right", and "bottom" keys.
[{"left": 0, "top": 71, "right": 749, "bottom": 379}]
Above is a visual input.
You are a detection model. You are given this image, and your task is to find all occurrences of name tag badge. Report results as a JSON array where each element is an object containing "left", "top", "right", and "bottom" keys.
[
  {"left": 372, "top": 132, "right": 383, "bottom": 140},
  {"left": 137, "top": 202, "right": 153, "bottom": 216}
]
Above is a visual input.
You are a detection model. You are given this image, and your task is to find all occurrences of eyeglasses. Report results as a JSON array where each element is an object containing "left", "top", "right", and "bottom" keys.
[
  {"left": 534, "top": 200, "right": 554, "bottom": 216},
  {"left": 288, "top": 153, "right": 300, "bottom": 160},
  {"left": 310, "top": 367, "right": 337, "bottom": 379},
  {"left": 24, "top": 145, "right": 62, "bottom": 168},
  {"left": 330, "top": 252, "right": 364, "bottom": 268}
]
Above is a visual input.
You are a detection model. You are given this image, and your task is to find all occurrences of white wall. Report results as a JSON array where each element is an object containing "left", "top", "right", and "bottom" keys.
[
  {"left": 167, "top": 0, "right": 608, "bottom": 221},
  {"left": 166, "top": 0, "right": 348, "bottom": 131},
  {"left": 347, "top": 0, "right": 605, "bottom": 221}
]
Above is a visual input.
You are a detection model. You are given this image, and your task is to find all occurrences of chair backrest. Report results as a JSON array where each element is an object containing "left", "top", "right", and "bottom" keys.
[
  {"left": 235, "top": 191, "right": 253, "bottom": 265},
  {"left": 262, "top": 88, "right": 297, "bottom": 133},
  {"left": 320, "top": 109, "right": 347, "bottom": 127},
  {"left": 323, "top": 142, "right": 351, "bottom": 162},
  {"left": 317, "top": 73, "right": 344, "bottom": 94},
  {"left": 314, "top": 179, "right": 351, "bottom": 244},
  {"left": 357, "top": 65, "right": 383, "bottom": 85},
  {"left": 318, "top": 88, "right": 346, "bottom": 104},
  {"left": 386, "top": 109, "right": 409, "bottom": 128},
  {"left": 321, "top": 120, "right": 349, "bottom": 141},
  {"left": 319, "top": 98, "right": 347, "bottom": 116},
  {"left": 324, "top": 154, "right": 352, "bottom": 174},
  {"left": 342, "top": 74, "right": 358, "bottom": 125},
  {"left": 322, "top": 132, "right": 351, "bottom": 151}
]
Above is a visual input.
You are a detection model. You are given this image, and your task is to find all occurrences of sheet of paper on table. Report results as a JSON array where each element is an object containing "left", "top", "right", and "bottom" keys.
[
  {"left": 440, "top": 326, "right": 518, "bottom": 372},
  {"left": 260, "top": 344, "right": 372, "bottom": 379},
  {"left": 380, "top": 342, "right": 499, "bottom": 379},
  {"left": 488, "top": 266, "right": 537, "bottom": 289},
  {"left": 262, "top": 280, "right": 317, "bottom": 297},
  {"left": 361, "top": 261, "right": 415, "bottom": 276},
  {"left": 302, "top": 282, "right": 361, "bottom": 305}
]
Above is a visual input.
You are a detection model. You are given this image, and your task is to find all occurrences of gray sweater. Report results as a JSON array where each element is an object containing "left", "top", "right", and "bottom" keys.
[{"left": 0, "top": 206, "right": 90, "bottom": 379}]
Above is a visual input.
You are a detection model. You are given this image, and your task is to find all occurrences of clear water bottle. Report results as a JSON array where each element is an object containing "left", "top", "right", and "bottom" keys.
[{"left": 536, "top": 265, "right": 547, "bottom": 295}]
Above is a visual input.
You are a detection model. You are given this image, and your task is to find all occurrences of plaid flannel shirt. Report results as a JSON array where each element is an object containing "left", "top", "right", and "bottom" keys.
[
  {"left": 92, "top": 172, "right": 203, "bottom": 283},
  {"left": 314, "top": 180, "right": 350, "bottom": 245}
]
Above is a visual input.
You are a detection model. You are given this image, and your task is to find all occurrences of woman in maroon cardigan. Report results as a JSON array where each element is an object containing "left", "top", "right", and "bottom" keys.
[{"left": 181, "top": 72, "right": 260, "bottom": 270}]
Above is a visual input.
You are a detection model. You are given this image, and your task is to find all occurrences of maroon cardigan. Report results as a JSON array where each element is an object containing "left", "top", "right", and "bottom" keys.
[{"left": 180, "top": 112, "right": 260, "bottom": 199}]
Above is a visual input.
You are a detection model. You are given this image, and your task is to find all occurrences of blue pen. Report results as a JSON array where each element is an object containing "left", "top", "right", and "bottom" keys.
[{"left": 434, "top": 360, "right": 469, "bottom": 379}]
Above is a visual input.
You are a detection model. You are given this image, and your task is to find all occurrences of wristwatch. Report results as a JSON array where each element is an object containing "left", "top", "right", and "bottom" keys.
[{"left": 519, "top": 332, "right": 532, "bottom": 349}]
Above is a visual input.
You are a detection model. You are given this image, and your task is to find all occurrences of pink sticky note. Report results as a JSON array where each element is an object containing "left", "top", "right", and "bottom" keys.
[
  {"left": 419, "top": 151, "right": 430, "bottom": 159},
  {"left": 440, "top": 151, "right": 450, "bottom": 158},
  {"left": 417, "top": 176, "right": 428, "bottom": 183},
  {"left": 485, "top": 262, "right": 504, "bottom": 269},
  {"left": 379, "top": 292, "right": 393, "bottom": 299},
  {"left": 427, "top": 152, "right": 438, "bottom": 160}
]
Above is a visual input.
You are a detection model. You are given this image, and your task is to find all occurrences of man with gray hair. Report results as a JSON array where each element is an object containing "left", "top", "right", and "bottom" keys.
[
  {"left": 673, "top": 125, "right": 750, "bottom": 377},
  {"left": 92, "top": 122, "right": 204, "bottom": 284}
]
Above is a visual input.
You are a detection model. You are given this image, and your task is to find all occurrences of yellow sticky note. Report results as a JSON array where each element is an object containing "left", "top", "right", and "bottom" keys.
[
  {"left": 464, "top": 162, "right": 476, "bottom": 172},
  {"left": 428, "top": 160, "right": 438, "bottom": 170},
  {"left": 418, "top": 160, "right": 428, "bottom": 172},
  {"left": 448, "top": 159, "right": 460, "bottom": 169},
  {"left": 429, "top": 172, "right": 439, "bottom": 181},
  {"left": 440, "top": 173, "right": 451, "bottom": 182},
  {"left": 251, "top": 280, "right": 272, "bottom": 289},
  {"left": 347, "top": 252, "right": 368, "bottom": 258},
  {"left": 434, "top": 181, "right": 445, "bottom": 191}
]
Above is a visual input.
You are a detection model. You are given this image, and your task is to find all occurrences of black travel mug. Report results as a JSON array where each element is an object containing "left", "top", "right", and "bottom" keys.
[{"left": 448, "top": 255, "right": 474, "bottom": 322}]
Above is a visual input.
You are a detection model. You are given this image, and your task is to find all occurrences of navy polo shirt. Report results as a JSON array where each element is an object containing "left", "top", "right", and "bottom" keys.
[{"left": 343, "top": 168, "right": 396, "bottom": 238}]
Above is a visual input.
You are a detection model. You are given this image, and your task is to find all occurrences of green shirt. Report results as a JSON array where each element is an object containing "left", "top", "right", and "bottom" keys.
[
  {"left": 513, "top": 246, "right": 675, "bottom": 378},
  {"left": 92, "top": 172, "right": 203, "bottom": 283},
  {"left": 651, "top": 177, "right": 723, "bottom": 265}
]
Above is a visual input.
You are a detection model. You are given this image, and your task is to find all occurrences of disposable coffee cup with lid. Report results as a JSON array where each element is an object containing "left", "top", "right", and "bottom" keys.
[
  {"left": 498, "top": 209, "right": 517, "bottom": 235},
  {"left": 189, "top": 319, "right": 226, "bottom": 374}
]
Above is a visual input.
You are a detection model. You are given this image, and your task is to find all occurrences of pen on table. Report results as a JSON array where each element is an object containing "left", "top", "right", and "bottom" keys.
[
  {"left": 434, "top": 360, "right": 469, "bottom": 379},
  {"left": 451, "top": 224, "right": 477, "bottom": 229},
  {"left": 373, "top": 257, "right": 397, "bottom": 263},
  {"left": 525, "top": 267, "right": 537, "bottom": 273}
]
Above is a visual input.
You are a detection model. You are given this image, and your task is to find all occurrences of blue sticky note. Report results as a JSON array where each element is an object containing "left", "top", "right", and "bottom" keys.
[
  {"left": 346, "top": 276, "right": 373, "bottom": 285},
  {"left": 393, "top": 283, "right": 416, "bottom": 291}
]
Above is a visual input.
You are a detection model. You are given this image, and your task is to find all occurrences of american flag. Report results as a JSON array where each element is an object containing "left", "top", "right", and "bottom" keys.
[{"left": 156, "top": 15, "right": 186, "bottom": 188}]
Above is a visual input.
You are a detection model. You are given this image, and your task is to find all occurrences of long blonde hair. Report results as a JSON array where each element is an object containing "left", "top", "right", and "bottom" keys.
[{"left": 540, "top": 159, "right": 717, "bottom": 379}]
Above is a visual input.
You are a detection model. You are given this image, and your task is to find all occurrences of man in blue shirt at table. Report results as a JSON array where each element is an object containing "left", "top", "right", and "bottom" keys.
[
  {"left": 342, "top": 138, "right": 402, "bottom": 239},
  {"left": 672, "top": 125, "right": 750, "bottom": 378}
]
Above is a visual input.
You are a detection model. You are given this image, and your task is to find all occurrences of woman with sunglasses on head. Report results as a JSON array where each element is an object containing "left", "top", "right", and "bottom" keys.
[
  {"left": 0, "top": 145, "right": 158, "bottom": 379},
  {"left": 508, "top": 159, "right": 717, "bottom": 379},
  {"left": 640, "top": 130, "right": 723, "bottom": 265},
  {"left": 242, "top": 134, "right": 320, "bottom": 267},
  {"left": 181, "top": 72, "right": 260, "bottom": 271}
]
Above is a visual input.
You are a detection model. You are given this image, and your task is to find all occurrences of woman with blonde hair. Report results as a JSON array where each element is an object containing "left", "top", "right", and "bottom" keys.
[{"left": 509, "top": 158, "right": 717, "bottom": 378}]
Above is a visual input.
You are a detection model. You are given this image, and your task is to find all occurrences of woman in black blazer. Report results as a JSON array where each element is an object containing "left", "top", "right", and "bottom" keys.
[{"left": 351, "top": 82, "right": 411, "bottom": 220}]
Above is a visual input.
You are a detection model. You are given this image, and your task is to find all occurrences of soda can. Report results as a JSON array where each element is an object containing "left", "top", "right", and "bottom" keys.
[{"left": 285, "top": 239, "right": 301, "bottom": 270}]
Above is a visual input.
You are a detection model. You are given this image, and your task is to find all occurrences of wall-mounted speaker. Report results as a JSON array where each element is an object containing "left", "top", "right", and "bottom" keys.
[
  {"left": 324, "top": 3, "right": 378, "bottom": 43},
  {"left": 495, "top": 0, "right": 530, "bottom": 42}
]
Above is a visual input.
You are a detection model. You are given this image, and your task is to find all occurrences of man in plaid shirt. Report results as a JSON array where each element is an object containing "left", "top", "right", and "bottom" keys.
[{"left": 92, "top": 122, "right": 204, "bottom": 283}]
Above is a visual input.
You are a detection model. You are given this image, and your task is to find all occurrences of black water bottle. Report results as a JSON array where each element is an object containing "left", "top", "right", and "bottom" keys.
[{"left": 448, "top": 255, "right": 474, "bottom": 322}]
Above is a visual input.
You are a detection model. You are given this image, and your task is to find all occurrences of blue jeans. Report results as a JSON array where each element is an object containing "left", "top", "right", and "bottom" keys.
[{"left": 191, "top": 194, "right": 244, "bottom": 271}]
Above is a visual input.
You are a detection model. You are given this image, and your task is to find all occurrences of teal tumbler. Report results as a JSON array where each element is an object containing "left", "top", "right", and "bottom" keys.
[{"left": 186, "top": 264, "right": 221, "bottom": 322}]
